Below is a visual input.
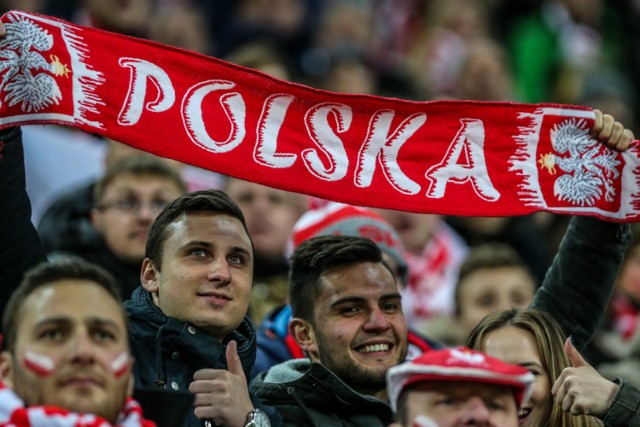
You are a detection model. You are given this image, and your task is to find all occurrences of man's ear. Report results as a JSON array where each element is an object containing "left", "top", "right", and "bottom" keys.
[
  {"left": 90, "top": 207, "right": 102, "bottom": 231},
  {"left": 0, "top": 351, "right": 15, "bottom": 387},
  {"left": 140, "top": 258, "right": 159, "bottom": 294},
  {"left": 289, "top": 317, "right": 318, "bottom": 360}
]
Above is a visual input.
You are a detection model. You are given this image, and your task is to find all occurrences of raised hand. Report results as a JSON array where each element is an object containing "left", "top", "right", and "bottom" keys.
[
  {"left": 189, "top": 340, "right": 255, "bottom": 427},
  {"left": 551, "top": 337, "right": 618, "bottom": 416},
  {"left": 591, "top": 108, "right": 635, "bottom": 152}
]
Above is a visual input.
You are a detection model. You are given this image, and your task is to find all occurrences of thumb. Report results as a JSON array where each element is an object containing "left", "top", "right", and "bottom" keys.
[
  {"left": 225, "top": 340, "right": 245, "bottom": 377},
  {"left": 565, "top": 336, "right": 587, "bottom": 368}
]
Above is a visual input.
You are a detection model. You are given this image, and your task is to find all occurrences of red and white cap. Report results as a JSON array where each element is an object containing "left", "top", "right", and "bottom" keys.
[
  {"left": 387, "top": 347, "right": 535, "bottom": 412},
  {"left": 289, "top": 202, "right": 409, "bottom": 283}
]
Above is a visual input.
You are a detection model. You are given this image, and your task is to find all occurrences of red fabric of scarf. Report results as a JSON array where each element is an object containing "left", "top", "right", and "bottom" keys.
[{"left": 1, "top": 11, "right": 639, "bottom": 221}]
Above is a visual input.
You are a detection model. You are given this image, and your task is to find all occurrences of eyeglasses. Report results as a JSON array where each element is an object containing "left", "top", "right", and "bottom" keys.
[{"left": 97, "top": 198, "right": 170, "bottom": 214}]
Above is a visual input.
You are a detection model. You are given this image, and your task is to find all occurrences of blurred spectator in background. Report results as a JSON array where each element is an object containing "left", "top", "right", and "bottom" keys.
[
  {"left": 39, "top": 155, "right": 186, "bottom": 298},
  {"left": 317, "top": 51, "right": 379, "bottom": 95},
  {"left": 507, "top": 0, "right": 624, "bottom": 104},
  {"left": 453, "top": 37, "right": 514, "bottom": 101},
  {"left": 404, "top": 0, "right": 490, "bottom": 99},
  {"left": 211, "top": 0, "right": 321, "bottom": 79},
  {"left": 77, "top": 0, "right": 152, "bottom": 37},
  {"left": 148, "top": 2, "right": 213, "bottom": 55},
  {"left": 445, "top": 216, "right": 554, "bottom": 287},
  {"left": 224, "top": 40, "right": 294, "bottom": 81},
  {"left": 225, "top": 178, "right": 307, "bottom": 324},
  {"left": 0, "top": 0, "right": 46, "bottom": 13},
  {"left": 419, "top": 243, "right": 537, "bottom": 347},
  {"left": 373, "top": 209, "right": 468, "bottom": 327}
]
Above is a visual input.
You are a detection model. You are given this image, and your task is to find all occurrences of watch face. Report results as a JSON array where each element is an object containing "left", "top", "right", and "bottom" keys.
[{"left": 248, "top": 409, "right": 270, "bottom": 427}]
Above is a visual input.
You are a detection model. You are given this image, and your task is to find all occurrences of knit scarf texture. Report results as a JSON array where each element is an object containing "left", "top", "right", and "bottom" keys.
[
  {"left": 1, "top": 10, "right": 639, "bottom": 221},
  {"left": 0, "top": 383, "right": 155, "bottom": 427}
]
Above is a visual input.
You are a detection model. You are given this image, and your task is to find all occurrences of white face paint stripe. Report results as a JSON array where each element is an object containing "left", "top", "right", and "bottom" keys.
[
  {"left": 24, "top": 351, "right": 55, "bottom": 376},
  {"left": 110, "top": 352, "right": 130, "bottom": 377},
  {"left": 412, "top": 415, "right": 438, "bottom": 427}
]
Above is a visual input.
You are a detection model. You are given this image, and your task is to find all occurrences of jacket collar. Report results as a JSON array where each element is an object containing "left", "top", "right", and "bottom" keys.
[{"left": 125, "top": 286, "right": 257, "bottom": 376}]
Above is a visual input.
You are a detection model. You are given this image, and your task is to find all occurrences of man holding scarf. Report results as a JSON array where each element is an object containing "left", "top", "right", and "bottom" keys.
[
  {"left": 0, "top": 14, "right": 636, "bottom": 427},
  {"left": 0, "top": 15, "right": 280, "bottom": 426}
]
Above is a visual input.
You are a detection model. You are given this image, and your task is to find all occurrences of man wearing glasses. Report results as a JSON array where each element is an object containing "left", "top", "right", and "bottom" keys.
[{"left": 50, "top": 155, "right": 186, "bottom": 298}]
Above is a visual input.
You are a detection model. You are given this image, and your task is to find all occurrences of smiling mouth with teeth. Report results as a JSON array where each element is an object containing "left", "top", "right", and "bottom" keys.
[
  {"left": 518, "top": 408, "right": 531, "bottom": 422},
  {"left": 358, "top": 343, "right": 390, "bottom": 353}
]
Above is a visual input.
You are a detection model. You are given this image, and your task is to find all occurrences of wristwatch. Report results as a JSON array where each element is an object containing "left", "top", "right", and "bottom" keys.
[{"left": 244, "top": 408, "right": 270, "bottom": 427}]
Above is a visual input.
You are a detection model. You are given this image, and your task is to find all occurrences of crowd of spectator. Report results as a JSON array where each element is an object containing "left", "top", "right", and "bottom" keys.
[{"left": 1, "top": 1, "right": 640, "bottom": 426}]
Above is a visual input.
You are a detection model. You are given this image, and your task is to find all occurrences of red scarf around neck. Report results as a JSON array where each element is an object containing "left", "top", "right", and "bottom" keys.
[{"left": 0, "top": 10, "right": 639, "bottom": 221}]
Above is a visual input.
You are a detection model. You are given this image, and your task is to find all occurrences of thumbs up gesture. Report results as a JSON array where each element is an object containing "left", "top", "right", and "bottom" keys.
[
  {"left": 551, "top": 337, "right": 619, "bottom": 417},
  {"left": 190, "top": 340, "right": 255, "bottom": 426}
]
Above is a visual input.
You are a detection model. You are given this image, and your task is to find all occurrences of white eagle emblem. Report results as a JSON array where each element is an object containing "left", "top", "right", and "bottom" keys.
[
  {"left": 0, "top": 14, "right": 66, "bottom": 113},
  {"left": 538, "top": 118, "right": 620, "bottom": 206}
]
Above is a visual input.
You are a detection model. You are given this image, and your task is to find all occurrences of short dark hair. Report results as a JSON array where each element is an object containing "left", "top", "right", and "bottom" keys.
[
  {"left": 454, "top": 243, "right": 535, "bottom": 316},
  {"left": 93, "top": 155, "right": 187, "bottom": 203},
  {"left": 2, "top": 257, "right": 124, "bottom": 352},
  {"left": 288, "top": 235, "right": 390, "bottom": 320},
  {"left": 145, "top": 189, "right": 252, "bottom": 270}
]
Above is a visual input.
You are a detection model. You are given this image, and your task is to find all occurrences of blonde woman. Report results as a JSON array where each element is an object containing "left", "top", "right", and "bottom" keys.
[{"left": 466, "top": 308, "right": 607, "bottom": 427}]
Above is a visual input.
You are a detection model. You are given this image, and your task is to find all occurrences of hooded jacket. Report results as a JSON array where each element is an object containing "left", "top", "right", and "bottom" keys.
[
  {"left": 125, "top": 287, "right": 282, "bottom": 427},
  {"left": 251, "top": 359, "right": 392, "bottom": 427}
]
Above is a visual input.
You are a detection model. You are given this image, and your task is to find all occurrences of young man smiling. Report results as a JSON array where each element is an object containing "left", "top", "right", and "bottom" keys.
[
  {"left": 251, "top": 235, "right": 405, "bottom": 425},
  {"left": 0, "top": 125, "right": 280, "bottom": 427}
]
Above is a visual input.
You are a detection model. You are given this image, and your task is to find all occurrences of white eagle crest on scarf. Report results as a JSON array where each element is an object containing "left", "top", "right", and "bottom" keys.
[
  {"left": 538, "top": 118, "right": 621, "bottom": 206},
  {"left": 0, "top": 14, "right": 63, "bottom": 113}
]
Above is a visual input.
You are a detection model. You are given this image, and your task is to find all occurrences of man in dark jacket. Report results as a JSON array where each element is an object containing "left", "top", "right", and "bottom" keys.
[
  {"left": 41, "top": 155, "right": 187, "bottom": 299},
  {"left": 250, "top": 111, "right": 636, "bottom": 426},
  {"left": 0, "top": 127, "right": 280, "bottom": 427},
  {"left": 252, "top": 209, "right": 633, "bottom": 426}
]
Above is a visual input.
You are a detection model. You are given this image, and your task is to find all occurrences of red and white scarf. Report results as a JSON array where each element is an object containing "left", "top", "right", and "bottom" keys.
[
  {"left": 0, "top": 383, "right": 155, "bottom": 427},
  {"left": 1, "top": 10, "right": 639, "bottom": 221}
]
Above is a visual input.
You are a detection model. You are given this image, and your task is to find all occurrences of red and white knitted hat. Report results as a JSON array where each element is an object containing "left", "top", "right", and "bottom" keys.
[
  {"left": 387, "top": 347, "right": 535, "bottom": 412},
  {"left": 290, "top": 202, "right": 409, "bottom": 283}
]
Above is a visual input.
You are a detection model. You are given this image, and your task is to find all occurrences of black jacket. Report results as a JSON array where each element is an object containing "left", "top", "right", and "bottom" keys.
[
  {"left": 37, "top": 180, "right": 146, "bottom": 299},
  {"left": 252, "top": 359, "right": 392, "bottom": 427},
  {"left": 125, "top": 287, "right": 282, "bottom": 427},
  {"left": 0, "top": 129, "right": 281, "bottom": 426}
]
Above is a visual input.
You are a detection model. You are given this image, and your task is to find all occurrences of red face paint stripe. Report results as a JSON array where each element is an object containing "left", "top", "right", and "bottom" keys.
[
  {"left": 23, "top": 351, "right": 54, "bottom": 377},
  {"left": 110, "top": 352, "right": 130, "bottom": 378}
]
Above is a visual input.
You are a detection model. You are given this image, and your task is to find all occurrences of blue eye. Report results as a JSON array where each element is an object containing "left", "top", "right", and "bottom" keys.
[
  {"left": 190, "top": 248, "right": 208, "bottom": 257},
  {"left": 228, "top": 254, "right": 242, "bottom": 264}
]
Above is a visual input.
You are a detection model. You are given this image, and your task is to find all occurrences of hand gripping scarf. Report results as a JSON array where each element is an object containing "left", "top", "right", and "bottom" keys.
[
  {"left": 0, "top": 383, "right": 155, "bottom": 427},
  {"left": 1, "top": 10, "right": 639, "bottom": 221}
]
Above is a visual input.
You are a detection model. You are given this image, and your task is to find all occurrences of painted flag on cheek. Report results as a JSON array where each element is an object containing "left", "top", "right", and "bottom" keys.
[{"left": 0, "top": 10, "right": 639, "bottom": 221}]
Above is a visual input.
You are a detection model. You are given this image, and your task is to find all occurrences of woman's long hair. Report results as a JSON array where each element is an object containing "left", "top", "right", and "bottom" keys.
[{"left": 465, "top": 308, "right": 600, "bottom": 427}]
